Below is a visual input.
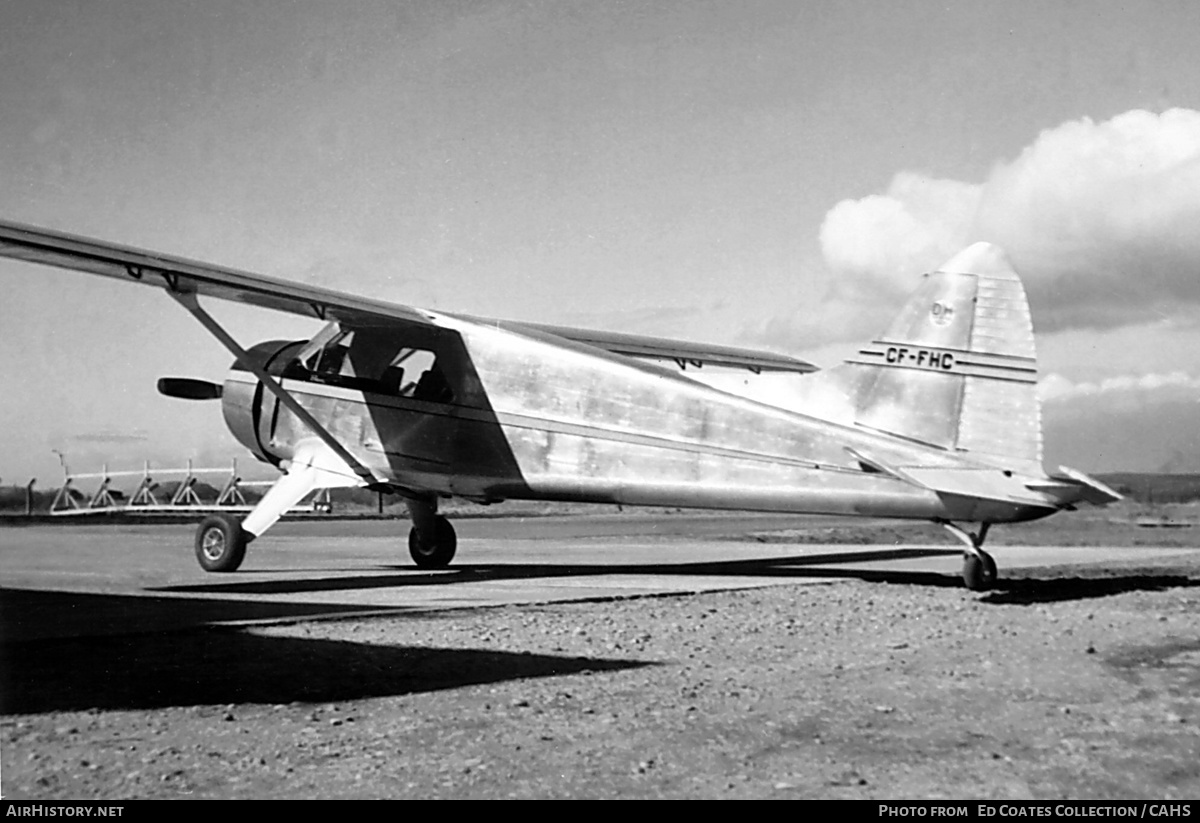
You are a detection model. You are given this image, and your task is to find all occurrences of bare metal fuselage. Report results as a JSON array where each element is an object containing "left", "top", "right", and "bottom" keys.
[{"left": 222, "top": 314, "right": 1057, "bottom": 525}]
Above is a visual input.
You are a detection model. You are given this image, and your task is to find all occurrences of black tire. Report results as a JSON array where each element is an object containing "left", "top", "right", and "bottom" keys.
[
  {"left": 408, "top": 515, "right": 457, "bottom": 569},
  {"left": 195, "top": 514, "right": 248, "bottom": 573},
  {"left": 962, "top": 551, "right": 997, "bottom": 592},
  {"left": 980, "top": 551, "right": 998, "bottom": 585}
]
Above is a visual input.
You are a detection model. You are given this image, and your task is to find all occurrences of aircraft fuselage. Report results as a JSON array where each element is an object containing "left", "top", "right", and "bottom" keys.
[{"left": 221, "top": 314, "right": 1058, "bottom": 526}]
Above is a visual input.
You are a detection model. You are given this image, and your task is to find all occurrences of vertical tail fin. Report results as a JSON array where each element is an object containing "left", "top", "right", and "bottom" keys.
[{"left": 828, "top": 243, "right": 1043, "bottom": 472}]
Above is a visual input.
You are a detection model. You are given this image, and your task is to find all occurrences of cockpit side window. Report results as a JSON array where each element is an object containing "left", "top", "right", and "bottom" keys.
[
  {"left": 284, "top": 330, "right": 455, "bottom": 403},
  {"left": 384, "top": 348, "right": 454, "bottom": 402}
]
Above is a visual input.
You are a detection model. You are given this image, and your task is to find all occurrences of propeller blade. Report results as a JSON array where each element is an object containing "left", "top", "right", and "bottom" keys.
[{"left": 157, "top": 377, "right": 223, "bottom": 400}]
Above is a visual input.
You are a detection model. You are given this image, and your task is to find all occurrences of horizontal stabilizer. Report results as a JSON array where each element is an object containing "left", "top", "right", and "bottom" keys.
[
  {"left": 852, "top": 459, "right": 1124, "bottom": 510},
  {"left": 845, "top": 447, "right": 1053, "bottom": 506},
  {"left": 1047, "top": 466, "right": 1124, "bottom": 506},
  {"left": 899, "top": 466, "right": 1053, "bottom": 506}
]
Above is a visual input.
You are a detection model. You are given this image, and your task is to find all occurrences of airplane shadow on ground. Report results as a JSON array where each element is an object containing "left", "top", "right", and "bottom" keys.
[
  {"left": 979, "top": 574, "right": 1200, "bottom": 605},
  {"left": 154, "top": 547, "right": 968, "bottom": 595},
  {"left": 150, "top": 546, "right": 1200, "bottom": 604},
  {"left": 5, "top": 549, "right": 1197, "bottom": 714},
  {"left": 0, "top": 589, "right": 649, "bottom": 715}
]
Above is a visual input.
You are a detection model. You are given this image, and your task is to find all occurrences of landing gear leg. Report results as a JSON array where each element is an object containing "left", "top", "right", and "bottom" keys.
[
  {"left": 406, "top": 495, "right": 457, "bottom": 569},
  {"left": 191, "top": 442, "right": 353, "bottom": 573},
  {"left": 940, "top": 521, "right": 997, "bottom": 592}
]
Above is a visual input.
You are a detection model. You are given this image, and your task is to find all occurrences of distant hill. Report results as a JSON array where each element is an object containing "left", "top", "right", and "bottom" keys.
[
  {"left": 1094, "top": 473, "right": 1200, "bottom": 505},
  {"left": 147, "top": 480, "right": 231, "bottom": 504},
  {"left": 0, "top": 485, "right": 68, "bottom": 513}
]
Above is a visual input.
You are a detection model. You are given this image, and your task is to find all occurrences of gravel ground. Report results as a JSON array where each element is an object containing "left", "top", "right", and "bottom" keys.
[{"left": 3, "top": 549, "right": 1199, "bottom": 799}]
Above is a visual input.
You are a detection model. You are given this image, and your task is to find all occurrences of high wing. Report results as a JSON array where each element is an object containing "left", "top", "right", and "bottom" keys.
[
  {"left": 0, "top": 219, "right": 815, "bottom": 374},
  {"left": 0, "top": 219, "right": 432, "bottom": 328}
]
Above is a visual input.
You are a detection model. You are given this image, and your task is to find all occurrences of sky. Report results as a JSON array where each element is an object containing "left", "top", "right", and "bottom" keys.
[{"left": 2, "top": 0, "right": 1200, "bottom": 488}]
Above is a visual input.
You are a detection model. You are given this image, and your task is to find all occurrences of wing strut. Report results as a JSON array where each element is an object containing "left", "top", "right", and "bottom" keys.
[{"left": 169, "top": 291, "right": 383, "bottom": 488}]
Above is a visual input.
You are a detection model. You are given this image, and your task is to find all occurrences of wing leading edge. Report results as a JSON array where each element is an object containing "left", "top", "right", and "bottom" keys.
[
  {"left": 0, "top": 219, "right": 432, "bottom": 328},
  {"left": 0, "top": 218, "right": 817, "bottom": 374}
]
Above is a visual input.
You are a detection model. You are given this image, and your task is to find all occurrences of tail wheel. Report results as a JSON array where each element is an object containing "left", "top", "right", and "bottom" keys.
[
  {"left": 408, "top": 515, "right": 457, "bottom": 569},
  {"left": 195, "top": 513, "right": 248, "bottom": 572},
  {"left": 942, "top": 522, "right": 998, "bottom": 592},
  {"left": 962, "top": 551, "right": 997, "bottom": 592}
]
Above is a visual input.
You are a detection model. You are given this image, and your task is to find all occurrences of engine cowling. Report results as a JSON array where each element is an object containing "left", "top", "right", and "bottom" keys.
[{"left": 220, "top": 340, "right": 306, "bottom": 465}]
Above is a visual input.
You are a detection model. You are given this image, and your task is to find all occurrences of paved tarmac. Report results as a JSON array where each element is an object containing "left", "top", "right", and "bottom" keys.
[{"left": 1, "top": 513, "right": 1196, "bottom": 642}]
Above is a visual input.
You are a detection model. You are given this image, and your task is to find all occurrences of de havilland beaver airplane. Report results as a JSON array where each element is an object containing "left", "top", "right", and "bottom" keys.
[{"left": 0, "top": 219, "right": 1120, "bottom": 591}]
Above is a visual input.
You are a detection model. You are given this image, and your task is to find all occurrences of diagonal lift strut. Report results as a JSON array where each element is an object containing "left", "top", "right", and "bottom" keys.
[{"left": 169, "top": 290, "right": 382, "bottom": 488}]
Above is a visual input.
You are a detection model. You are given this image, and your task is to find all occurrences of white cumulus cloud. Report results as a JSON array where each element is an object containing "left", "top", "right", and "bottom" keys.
[
  {"left": 1038, "top": 370, "right": 1200, "bottom": 403},
  {"left": 820, "top": 172, "right": 982, "bottom": 293},
  {"left": 816, "top": 109, "right": 1200, "bottom": 336}
]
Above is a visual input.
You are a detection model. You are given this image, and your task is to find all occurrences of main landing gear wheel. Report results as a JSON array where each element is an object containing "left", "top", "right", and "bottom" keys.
[
  {"left": 195, "top": 513, "right": 249, "bottom": 572},
  {"left": 408, "top": 515, "right": 457, "bottom": 569}
]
